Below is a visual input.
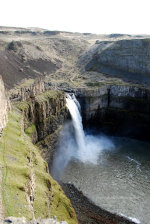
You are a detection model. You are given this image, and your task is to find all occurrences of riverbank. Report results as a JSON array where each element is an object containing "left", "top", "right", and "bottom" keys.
[{"left": 62, "top": 183, "right": 136, "bottom": 224}]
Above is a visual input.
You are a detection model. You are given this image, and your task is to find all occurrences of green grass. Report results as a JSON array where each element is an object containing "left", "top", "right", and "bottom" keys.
[
  {"left": 0, "top": 108, "right": 77, "bottom": 223},
  {"left": 86, "top": 81, "right": 104, "bottom": 87},
  {"left": 85, "top": 79, "right": 150, "bottom": 90},
  {"left": 35, "top": 90, "right": 63, "bottom": 103},
  {"left": 19, "top": 79, "right": 35, "bottom": 88},
  {"left": 0, "top": 111, "right": 32, "bottom": 219},
  {"left": 15, "top": 101, "right": 31, "bottom": 111},
  {"left": 50, "top": 176, "right": 77, "bottom": 224},
  {"left": 25, "top": 124, "right": 36, "bottom": 138}
]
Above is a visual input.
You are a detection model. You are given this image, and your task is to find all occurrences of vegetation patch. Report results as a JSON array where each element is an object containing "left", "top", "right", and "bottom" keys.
[
  {"left": 0, "top": 108, "right": 77, "bottom": 223},
  {"left": 35, "top": 90, "right": 63, "bottom": 103},
  {"left": 50, "top": 176, "right": 77, "bottom": 224},
  {"left": 25, "top": 124, "right": 36, "bottom": 138},
  {"left": 86, "top": 81, "right": 104, "bottom": 87},
  {"left": 15, "top": 101, "right": 31, "bottom": 111},
  {"left": 0, "top": 111, "right": 32, "bottom": 219}
]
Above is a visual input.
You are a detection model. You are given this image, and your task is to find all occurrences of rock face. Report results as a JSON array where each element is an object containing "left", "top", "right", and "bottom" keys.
[
  {"left": 85, "top": 39, "right": 150, "bottom": 74},
  {"left": 76, "top": 84, "right": 150, "bottom": 141},
  {"left": 0, "top": 96, "right": 77, "bottom": 224},
  {"left": 84, "top": 39, "right": 150, "bottom": 85},
  {"left": 18, "top": 90, "right": 68, "bottom": 167},
  {"left": 22, "top": 91, "right": 68, "bottom": 141},
  {"left": 10, "top": 78, "right": 45, "bottom": 101},
  {"left": 0, "top": 76, "right": 10, "bottom": 133}
]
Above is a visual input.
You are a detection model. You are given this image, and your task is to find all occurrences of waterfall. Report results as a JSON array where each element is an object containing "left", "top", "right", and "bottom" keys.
[
  {"left": 66, "top": 94, "right": 85, "bottom": 151},
  {"left": 66, "top": 93, "right": 114, "bottom": 164},
  {"left": 52, "top": 93, "right": 114, "bottom": 179}
]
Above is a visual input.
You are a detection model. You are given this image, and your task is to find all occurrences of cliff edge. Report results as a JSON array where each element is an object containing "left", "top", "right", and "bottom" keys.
[{"left": 0, "top": 76, "right": 10, "bottom": 134}]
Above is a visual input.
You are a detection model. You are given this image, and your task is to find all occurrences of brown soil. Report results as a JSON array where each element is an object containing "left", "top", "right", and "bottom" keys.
[{"left": 0, "top": 50, "right": 60, "bottom": 89}]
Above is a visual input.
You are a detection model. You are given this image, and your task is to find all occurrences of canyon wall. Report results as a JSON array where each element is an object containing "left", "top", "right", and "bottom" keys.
[
  {"left": 0, "top": 78, "right": 77, "bottom": 223},
  {"left": 0, "top": 76, "right": 10, "bottom": 134},
  {"left": 76, "top": 85, "right": 150, "bottom": 141},
  {"left": 0, "top": 107, "right": 77, "bottom": 224},
  {"left": 85, "top": 38, "right": 150, "bottom": 75},
  {"left": 16, "top": 89, "right": 68, "bottom": 168},
  {"left": 10, "top": 78, "right": 45, "bottom": 101}
]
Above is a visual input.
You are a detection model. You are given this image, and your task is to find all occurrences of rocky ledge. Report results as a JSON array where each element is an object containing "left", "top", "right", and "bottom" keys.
[
  {"left": 83, "top": 38, "right": 150, "bottom": 85},
  {"left": 75, "top": 84, "right": 150, "bottom": 141}
]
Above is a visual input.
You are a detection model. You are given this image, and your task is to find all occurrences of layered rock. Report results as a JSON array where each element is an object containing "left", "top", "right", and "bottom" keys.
[
  {"left": 17, "top": 90, "right": 68, "bottom": 167},
  {"left": 21, "top": 91, "right": 67, "bottom": 140},
  {"left": 0, "top": 76, "right": 10, "bottom": 133},
  {"left": 76, "top": 84, "right": 150, "bottom": 141},
  {"left": 10, "top": 78, "right": 45, "bottom": 101},
  {"left": 82, "top": 38, "right": 150, "bottom": 85},
  {"left": 85, "top": 39, "right": 150, "bottom": 74}
]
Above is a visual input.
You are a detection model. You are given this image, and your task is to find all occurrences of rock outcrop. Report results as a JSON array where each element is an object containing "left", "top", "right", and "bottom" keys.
[
  {"left": 94, "top": 39, "right": 150, "bottom": 74},
  {"left": 76, "top": 84, "right": 150, "bottom": 141},
  {"left": 16, "top": 89, "right": 68, "bottom": 168},
  {"left": 0, "top": 106, "right": 77, "bottom": 224},
  {"left": 21, "top": 91, "right": 68, "bottom": 141},
  {"left": 0, "top": 76, "right": 10, "bottom": 134},
  {"left": 10, "top": 78, "right": 45, "bottom": 101},
  {"left": 83, "top": 38, "right": 150, "bottom": 85}
]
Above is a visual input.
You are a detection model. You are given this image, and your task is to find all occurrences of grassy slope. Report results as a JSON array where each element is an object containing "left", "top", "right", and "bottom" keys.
[{"left": 0, "top": 108, "right": 77, "bottom": 224}]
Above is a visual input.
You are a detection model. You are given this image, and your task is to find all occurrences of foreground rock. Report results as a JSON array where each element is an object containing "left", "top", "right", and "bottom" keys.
[{"left": 0, "top": 217, "right": 67, "bottom": 224}]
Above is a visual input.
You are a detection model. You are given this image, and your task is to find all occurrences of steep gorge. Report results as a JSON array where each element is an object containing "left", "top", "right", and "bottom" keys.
[
  {"left": 1, "top": 77, "right": 150, "bottom": 224},
  {"left": 0, "top": 28, "right": 150, "bottom": 224},
  {"left": 0, "top": 77, "right": 77, "bottom": 224},
  {"left": 15, "top": 81, "right": 150, "bottom": 224}
]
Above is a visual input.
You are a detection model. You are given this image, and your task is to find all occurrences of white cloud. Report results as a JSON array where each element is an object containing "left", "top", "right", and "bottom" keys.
[{"left": 1, "top": 0, "right": 150, "bottom": 34}]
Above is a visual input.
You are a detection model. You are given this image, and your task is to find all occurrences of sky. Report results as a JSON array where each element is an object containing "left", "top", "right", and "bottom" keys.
[{"left": 1, "top": 0, "right": 150, "bottom": 34}]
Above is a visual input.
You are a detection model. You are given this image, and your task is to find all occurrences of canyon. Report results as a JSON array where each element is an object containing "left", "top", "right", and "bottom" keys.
[{"left": 0, "top": 27, "right": 150, "bottom": 224}]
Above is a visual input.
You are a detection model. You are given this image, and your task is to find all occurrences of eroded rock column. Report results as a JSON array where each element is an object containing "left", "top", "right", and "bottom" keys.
[{"left": 0, "top": 76, "right": 10, "bottom": 134}]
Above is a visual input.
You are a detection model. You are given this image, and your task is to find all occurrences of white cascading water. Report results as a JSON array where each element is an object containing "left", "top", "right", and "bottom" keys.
[
  {"left": 52, "top": 94, "right": 145, "bottom": 224},
  {"left": 52, "top": 93, "right": 114, "bottom": 179},
  {"left": 66, "top": 94, "right": 85, "bottom": 151},
  {"left": 66, "top": 94, "right": 114, "bottom": 163}
]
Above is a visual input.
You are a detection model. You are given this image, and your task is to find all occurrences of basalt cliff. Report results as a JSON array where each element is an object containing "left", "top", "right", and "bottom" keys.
[
  {"left": 0, "top": 27, "right": 150, "bottom": 224},
  {"left": 0, "top": 76, "right": 10, "bottom": 134}
]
